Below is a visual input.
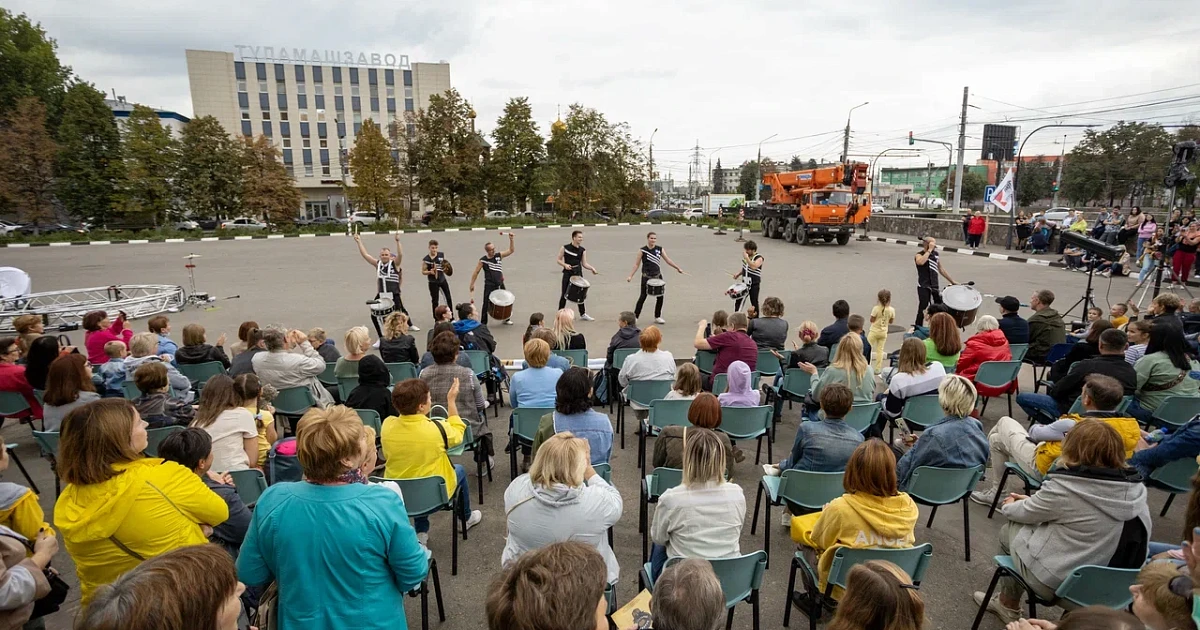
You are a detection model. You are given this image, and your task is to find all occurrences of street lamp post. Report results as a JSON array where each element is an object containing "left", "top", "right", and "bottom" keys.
[
  {"left": 649, "top": 128, "right": 658, "bottom": 206},
  {"left": 753, "top": 133, "right": 778, "bottom": 202},
  {"left": 1005, "top": 123, "right": 1099, "bottom": 249},
  {"left": 841, "top": 102, "right": 869, "bottom": 163}
]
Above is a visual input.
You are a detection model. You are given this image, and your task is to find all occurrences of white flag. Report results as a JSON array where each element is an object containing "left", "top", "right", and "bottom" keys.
[{"left": 991, "top": 167, "right": 1016, "bottom": 214}]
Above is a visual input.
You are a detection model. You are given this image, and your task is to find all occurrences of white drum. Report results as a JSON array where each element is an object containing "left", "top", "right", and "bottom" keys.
[
  {"left": 941, "top": 284, "right": 982, "bottom": 328},
  {"left": 726, "top": 282, "right": 749, "bottom": 300}
]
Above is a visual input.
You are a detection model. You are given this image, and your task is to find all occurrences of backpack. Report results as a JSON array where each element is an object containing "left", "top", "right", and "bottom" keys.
[
  {"left": 267, "top": 437, "right": 302, "bottom": 485},
  {"left": 592, "top": 369, "right": 609, "bottom": 405}
]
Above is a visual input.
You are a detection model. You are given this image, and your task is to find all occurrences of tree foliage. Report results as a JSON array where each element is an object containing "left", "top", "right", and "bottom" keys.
[
  {"left": 737, "top": 160, "right": 758, "bottom": 198},
  {"left": 121, "top": 104, "right": 177, "bottom": 225},
  {"left": 346, "top": 119, "right": 401, "bottom": 218},
  {"left": 410, "top": 88, "right": 486, "bottom": 217},
  {"left": 55, "top": 82, "right": 123, "bottom": 226},
  {"left": 1016, "top": 161, "right": 1056, "bottom": 207},
  {"left": 938, "top": 169, "right": 987, "bottom": 204},
  {"left": 0, "top": 97, "right": 56, "bottom": 227},
  {"left": 176, "top": 115, "right": 242, "bottom": 220},
  {"left": 1061, "top": 122, "right": 1175, "bottom": 206},
  {"left": 241, "top": 135, "right": 300, "bottom": 227},
  {"left": 488, "top": 97, "right": 545, "bottom": 212},
  {"left": 0, "top": 9, "right": 71, "bottom": 127},
  {"left": 543, "top": 104, "right": 649, "bottom": 216}
]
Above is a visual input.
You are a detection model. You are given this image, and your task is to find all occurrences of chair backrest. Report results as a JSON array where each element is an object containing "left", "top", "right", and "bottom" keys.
[
  {"left": 755, "top": 349, "right": 783, "bottom": 376},
  {"left": 319, "top": 361, "right": 337, "bottom": 386},
  {"left": 974, "top": 361, "right": 1022, "bottom": 389},
  {"left": 177, "top": 361, "right": 226, "bottom": 386},
  {"left": 229, "top": 469, "right": 267, "bottom": 506},
  {"left": 906, "top": 465, "right": 985, "bottom": 504},
  {"left": 901, "top": 395, "right": 943, "bottom": 429},
  {"left": 513, "top": 407, "right": 554, "bottom": 442},
  {"left": 386, "top": 362, "right": 418, "bottom": 385},
  {"left": 594, "top": 462, "right": 612, "bottom": 484},
  {"left": 1067, "top": 395, "right": 1084, "bottom": 416},
  {"left": 32, "top": 431, "right": 59, "bottom": 458},
  {"left": 122, "top": 380, "right": 141, "bottom": 400},
  {"left": 355, "top": 409, "right": 383, "bottom": 434},
  {"left": 712, "top": 371, "right": 760, "bottom": 395},
  {"left": 273, "top": 386, "right": 316, "bottom": 416},
  {"left": 612, "top": 347, "right": 638, "bottom": 371},
  {"left": 649, "top": 399, "right": 694, "bottom": 431},
  {"left": 1054, "top": 565, "right": 1140, "bottom": 609},
  {"left": 464, "top": 350, "right": 490, "bottom": 376},
  {"left": 829, "top": 343, "right": 839, "bottom": 363},
  {"left": 701, "top": 551, "right": 769, "bottom": 607},
  {"left": 779, "top": 469, "right": 845, "bottom": 511},
  {"left": 1044, "top": 342, "right": 1074, "bottom": 365},
  {"left": 1152, "top": 395, "right": 1200, "bottom": 429},
  {"left": 0, "top": 392, "right": 29, "bottom": 417},
  {"left": 336, "top": 377, "right": 360, "bottom": 402},
  {"left": 827, "top": 544, "right": 935, "bottom": 590},
  {"left": 370, "top": 475, "right": 451, "bottom": 517},
  {"left": 626, "top": 379, "right": 674, "bottom": 408},
  {"left": 843, "top": 402, "right": 882, "bottom": 433},
  {"left": 693, "top": 350, "right": 718, "bottom": 374},
  {"left": 779, "top": 369, "right": 813, "bottom": 399},
  {"left": 717, "top": 405, "right": 772, "bottom": 439},
  {"left": 1008, "top": 343, "right": 1029, "bottom": 362},
  {"left": 1149, "top": 456, "right": 1200, "bottom": 493},
  {"left": 552, "top": 349, "right": 589, "bottom": 367},
  {"left": 144, "top": 425, "right": 185, "bottom": 457}
]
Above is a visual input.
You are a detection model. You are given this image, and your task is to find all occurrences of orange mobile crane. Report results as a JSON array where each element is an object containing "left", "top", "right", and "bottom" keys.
[{"left": 758, "top": 162, "right": 871, "bottom": 245}]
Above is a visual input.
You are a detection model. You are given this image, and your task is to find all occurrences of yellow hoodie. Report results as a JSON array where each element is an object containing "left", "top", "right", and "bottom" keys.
[
  {"left": 54, "top": 458, "right": 228, "bottom": 605},
  {"left": 791, "top": 491, "right": 919, "bottom": 598},
  {"left": 382, "top": 414, "right": 466, "bottom": 495},
  {"left": 1034, "top": 415, "right": 1142, "bottom": 475}
]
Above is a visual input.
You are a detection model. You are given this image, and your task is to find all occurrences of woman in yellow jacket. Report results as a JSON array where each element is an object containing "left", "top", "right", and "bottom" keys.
[
  {"left": 53, "top": 399, "right": 228, "bottom": 605},
  {"left": 789, "top": 439, "right": 919, "bottom": 616}
]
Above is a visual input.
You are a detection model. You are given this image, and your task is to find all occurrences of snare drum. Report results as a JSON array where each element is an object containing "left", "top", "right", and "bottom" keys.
[
  {"left": 726, "top": 282, "right": 749, "bottom": 300},
  {"left": 941, "top": 284, "right": 983, "bottom": 328},
  {"left": 646, "top": 278, "right": 666, "bottom": 296},
  {"left": 566, "top": 276, "right": 591, "bottom": 303},
  {"left": 369, "top": 296, "right": 395, "bottom": 318},
  {"left": 488, "top": 289, "right": 515, "bottom": 321}
]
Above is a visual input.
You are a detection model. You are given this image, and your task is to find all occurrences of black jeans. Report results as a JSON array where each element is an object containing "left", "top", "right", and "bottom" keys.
[
  {"left": 734, "top": 282, "right": 760, "bottom": 313},
  {"left": 559, "top": 272, "right": 586, "bottom": 316},
  {"left": 481, "top": 282, "right": 505, "bottom": 325},
  {"left": 428, "top": 279, "right": 452, "bottom": 318},
  {"left": 634, "top": 275, "right": 664, "bottom": 319},
  {"left": 915, "top": 285, "right": 942, "bottom": 327}
]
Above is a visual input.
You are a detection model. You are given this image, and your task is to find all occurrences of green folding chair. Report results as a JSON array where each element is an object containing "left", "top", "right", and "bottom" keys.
[
  {"left": 694, "top": 350, "right": 717, "bottom": 375},
  {"left": 464, "top": 350, "right": 490, "bottom": 378},
  {"left": 1149, "top": 456, "right": 1200, "bottom": 516},
  {"left": 971, "top": 558, "right": 1139, "bottom": 628},
  {"left": 609, "top": 347, "right": 640, "bottom": 413},
  {"left": 906, "top": 464, "right": 985, "bottom": 561},
  {"left": 988, "top": 461, "right": 1044, "bottom": 519},
  {"left": 640, "top": 399, "right": 694, "bottom": 476},
  {"left": 751, "top": 469, "right": 844, "bottom": 568},
  {"left": 712, "top": 371, "right": 760, "bottom": 395},
  {"left": 176, "top": 361, "right": 226, "bottom": 392},
  {"left": 318, "top": 361, "right": 337, "bottom": 387},
  {"left": 639, "top": 467, "right": 683, "bottom": 563},
  {"left": 354, "top": 409, "right": 383, "bottom": 434},
  {"left": 592, "top": 461, "right": 615, "bottom": 548},
  {"left": 32, "top": 431, "right": 60, "bottom": 496},
  {"left": 771, "top": 368, "right": 813, "bottom": 423},
  {"left": 122, "top": 380, "right": 141, "bottom": 400},
  {"left": 229, "top": 469, "right": 267, "bottom": 507},
  {"left": 843, "top": 402, "right": 882, "bottom": 434},
  {"left": 273, "top": 386, "right": 317, "bottom": 434},
  {"left": 371, "top": 474, "right": 468, "bottom": 576},
  {"left": 621, "top": 379, "right": 673, "bottom": 453},
  {"left": 786, "top": 544, "right": 933, "bottom": 629},
  {"left": 642, "top": 552, "right": 768, "bottom": 630},
  {"left": 386, "top": 362, "right": 419, "bottom": 385},
  {"left": 975, "top": 360, "right": 1022, "bottom": 417},
  {"left": 336, "top": 377, "right": 360, "bottom": 402},
  {"left": 0, "top": 392, "right": 30, "bottom": 419},
  {"left": 1151, "top": 395, "right": 1200, "bottom": 429},
  {"left": 718, "top": 405, "right": 773, "bottom": 465},
  {"left": 510, "top": 407, "right": 553, "bottom": 481},
  {"left": 897, "top": 394, "right": 943, "bottom": 441},
  {"left": 756, "top": 349, "right": 784, "bottom": 379},
  {"left": 144, "top": 425, "right": 185, "bottom": 457},
  {"left": 552, "top": 348, "right": 589, "bottom": 368},
  {"left": 1008, "top": 343, "right": 1029, "bottom": 362}
]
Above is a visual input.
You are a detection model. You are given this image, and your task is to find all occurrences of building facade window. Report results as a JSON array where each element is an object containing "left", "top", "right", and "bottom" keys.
[
  {"left": 259, "top": 80, "right": 268, "bottom": 92},
  {"left": 351, "top": 85, "right": 360, "bottom": 97},
  {"left": 303, "top": 138, "right": 311, "bottom": 148},
  {"left": 353, "top": 111, "right": 362, "bottom": 124},
  {"left": 297, "top": 83, "right": 306, "bottom": 95},
  {"left": 334, "top": 85, "right": 343, "bottom": 96},
  {"left": 386, "top": 86, "right": 395, "bottom": 98},
  {"left": 234, "top": 61, "right": 246, "bottom": 80},
  {"left": 404, "top": 87, "right": 413, "bottom": 99},
  {"left": 312, "top": 66, "right": 323, "bottom": 82},
  {"left": 317, "top": 110, "right": 326, "bottom": 122},
  {"left": 283, "top": 138, "right": 291, "bottom": 148},
  {"left": 314, "top": 84, "right": 323, "bottom": 96},
  {"left": 299, "top": 112, "right": 309, "bottom": 122},
  {"left": 276, "top": 81, "right": 286, "bottom": 94},
  {"left": 237, "top": 80, "right": 247, "bottom": 93},
  {"left": 262, "top": 110, "right": 270, "bottom": 120},
  {"left": 280, "top": 111, "right": 289, "bottom": 121},
  {"left": 349, "top": 68, "right": 359, "bottom": 83},
  {"left": 294, "top": 65, "right": 305, "bottom": 83},
  {"left": 322, "top": 165, "right": 331, "bottom": 176},
  {"left": 305, "top": 165, "right": 314, "bottom": 177},
  {"left": 319, "top": 139, "right": 328, "bottom": 148},
  {"left": 332, "top": 67, "right": 342, "bottom": 83},
  {"left": 274, "top": 64, "right": 285, "bottom": 81},
  {"left": 241, "top": 109, "right": 251, "bottom": 120}
]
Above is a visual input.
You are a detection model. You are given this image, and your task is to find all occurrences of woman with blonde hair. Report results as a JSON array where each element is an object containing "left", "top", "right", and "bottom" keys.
[
  {"left": 922, "top": 312, "right": 962, "bottom": 370},
  {"left": 954, "top": 314, "right": 1011, "bottom": 383},
  {"left": 502, "top": 432, "right": 622, "bottom": 584},
  {"left": 797, "top": 334, "right": 875, "bottom": 414},
  {"left": 190, "top": 374, "right": 258, "bottom": 472},
  {"left": 896, "top": 374, "right": 988, "bottom": 490},
  {"left": 825, "top": 560, "right": 924, "bottom": 630},
  {"left": 238, "top": 404, "right": 429, "bottom": 629},
  {"left": 665, "top": 362, "right": 703, "bottom": 400},
  {"left": 54, "top": 399, "right": 228, "bottom": 605},
  {"left": 334, "top": 326, "right": 372, "bottom": 378},
  {"left": 551, "top": 309, "right": 586, "bottom": 351},
  {"left": 379, "top": 312, "right": 419, "bottom": 365},
  {"left": 649, "top": 427, "right": 745, "bottom": 580},
  {"left": 878, "top": 338, "right": 946, "bottom": 435}
]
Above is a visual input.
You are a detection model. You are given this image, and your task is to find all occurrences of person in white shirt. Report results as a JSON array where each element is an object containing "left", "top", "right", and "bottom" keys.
[
  {"left": 618, "top": 325, "right": 676, "bottom": 420},
  {"left": 877, "top": 338, "right": 947, "bottom": 437},
  {"left": 189, "top": 374, "right": 258, "bottom": 472},
  {"left": 649, "top": 427, "right": 745, "bottom": 580},
  {"left": 664, "top": 363, "right": 703, "bottom": 401}
]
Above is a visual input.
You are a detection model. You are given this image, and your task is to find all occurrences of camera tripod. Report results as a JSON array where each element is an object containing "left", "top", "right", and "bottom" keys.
[
  {"left": 1127, "top": 248, "right": 1195, "bottom": 310},
  {"left": 1062, "top": 258, "right": 1098, "bottom": 322}
]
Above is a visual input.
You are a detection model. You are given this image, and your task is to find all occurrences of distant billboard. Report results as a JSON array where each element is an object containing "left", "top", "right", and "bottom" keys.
[{"left": 981, "top": 124, "right": 1018, "bottom": 162}]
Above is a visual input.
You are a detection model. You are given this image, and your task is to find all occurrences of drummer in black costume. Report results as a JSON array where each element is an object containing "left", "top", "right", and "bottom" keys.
[
  {"left": 353, "top": 232, "right": 418, "bottom": 334},
  {"left": 469, "top": 231, "right": 516, "bottom": 326},
  {"left": 626, "top": 231, "right": 685, "bottom": 325},
  {"left": 730, "top": 240, "right": 764, "bottom": 313},
  {"left": 557, "top": 230, "right": 600, "bottom": 321},
  {"left": 914, "top": 236, "right": 956, "bottom": 328},
  {"left": 422, "top": 239, "right": 453, "bottom": 319}
]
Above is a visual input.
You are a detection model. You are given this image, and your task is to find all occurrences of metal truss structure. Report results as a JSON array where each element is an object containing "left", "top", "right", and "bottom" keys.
[{"left": 0, "top": 285, "right": 188, "bottom": 334}]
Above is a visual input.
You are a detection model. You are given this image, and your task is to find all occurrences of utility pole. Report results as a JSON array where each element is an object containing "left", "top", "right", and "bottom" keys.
[
  {"left": 926, "top": 162, "right": 933, "bottom": 204},
  {"left": 1051, "top": 134, "right": 1067, "bottom": 207},
  {"left": 842, "top": 102, "right": 869, "bottom": 163},
  {"left": 649, "top": 128, "right": 657, "bottom": 207},
  {"left": 688, "top": 140, "right": 702, "bottom": 199},
  {"left": 755, "top": 133, "right": 778, "bottom": 201},
  {"left": 952, "top": 86, "right": 969, "bottom": 213}
]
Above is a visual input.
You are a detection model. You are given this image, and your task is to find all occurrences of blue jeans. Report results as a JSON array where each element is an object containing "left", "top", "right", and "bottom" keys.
[
  {"left": 414, "top": 464, "right": 469, "bottom": 534},
  {"left": 1016, "top": 392, "right": 1059, "bottom": 423},
  {"left": 1138, "top": 255, "right": 1156, "bottom": 284},
  {"left": 1138, "top": 237, "right": 1151, "bottom": 259},
  {"left": 1148, "top": 541, "right": 1181, "bottom": 557},
  {"left": 1125, "top": 397, "right": 1154, "bottom": 426},
  {"left": 649, "top": 543, "right": 669, "bottom": 582}
]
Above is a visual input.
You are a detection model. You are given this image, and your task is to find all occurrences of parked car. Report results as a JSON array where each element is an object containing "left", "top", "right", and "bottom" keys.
[
  {"left": 0, "top": 220, "right": 23, "bottom": 237},
  {"left": 646, "top": 209, "right": 673, "bottom": 220},
  {"left": 348, "top": 211, "right": 378, "bottom": 227},
  {"left": 421, "top": 210, "right": 469, "bottom": 225},
  {"left": 297, "top": 216, "right": 347, "bottom": 227},
  {"left": 870, "top": 203, "right": 887, "bottom": 214},
  {"left": 173, "top": 220, "right": 201, "bottom": 231},
  {"left": 485, "top": 210, "right": 511, "bottom": 219},
  {"left": 219, "top": 218, "right": 267, "bottom": 231},
  {"left": 196, "top": 219, "right": 220, "bottom": 231},
  {"left": 681, "top": 209, "right": 705, "bottom": 220},
  {"left": 18, "top": 222, "right": 88, "bottom": 235},
  {"left": 1031, "top": 208, "right": 1073, "bottom": 224}
]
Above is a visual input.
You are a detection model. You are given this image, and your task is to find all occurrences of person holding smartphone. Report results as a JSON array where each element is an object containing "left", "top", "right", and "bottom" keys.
[{"left": 82, "top": 310, "right": 133, "bottom": 366}]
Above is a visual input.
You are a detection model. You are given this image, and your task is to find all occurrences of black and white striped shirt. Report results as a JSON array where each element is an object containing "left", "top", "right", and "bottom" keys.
[
  {"left": 743, "top": 254, "right": 764, "bottom": 285},
  {"left": 641, "top": 245, "right": 663, "bottom": 277},
  {"left": 480, "top": 253, "right": 504, "bottom": 286},
  {"left": 916, "top": 250, "right": 940, "bottom": 289},
  {"left": 376, "top": 260, "right": 400, "bottom": 292}
]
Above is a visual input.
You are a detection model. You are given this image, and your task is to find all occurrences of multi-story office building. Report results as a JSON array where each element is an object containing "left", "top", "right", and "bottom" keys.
[
  {"left": 107, "top": 97, "right": 190, "bottom": 136},
  {"left": 185, "top": 48, "right": 451, "bottom": 219},
  {"left": 712, "top": 166, "right": 741, "bottom": 194}
]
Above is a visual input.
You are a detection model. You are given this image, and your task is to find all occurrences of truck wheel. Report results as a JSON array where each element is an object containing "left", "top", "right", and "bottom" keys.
[
  {"left": 798, "top": 227, "right": 810, "bottom": 245},
  {"left": 762, "top": 218, "right": 772, "bottom": 238},
  {"left": 782, "top": 222, "right": 796, "bottom": 243},
  {"left": 836, "top": 233, "right": 851, "bottom": 246},
  {"left": 822, "top": 235, "right": 834, "bottom": 243}
]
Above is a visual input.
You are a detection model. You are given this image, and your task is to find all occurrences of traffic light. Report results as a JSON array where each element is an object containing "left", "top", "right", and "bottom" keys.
[
  {"left": 908, "top": 131, "right": 914, "bottom": 146},
  {"left": 1052, "top": 180, "right": 1059, "bottom": 192}
]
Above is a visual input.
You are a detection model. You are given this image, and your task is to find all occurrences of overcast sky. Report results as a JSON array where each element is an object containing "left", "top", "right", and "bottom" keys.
[{"left": 12, "top": 0, "right": 1200, "bottom": 180}]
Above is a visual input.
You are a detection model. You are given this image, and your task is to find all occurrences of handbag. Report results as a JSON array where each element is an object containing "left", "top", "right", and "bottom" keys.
[
  {"left": 0, "top": 531, "right": 69, "bottom": 619},
  {"left": 252, "top": 582, "right": 279, "bottom": 630}
]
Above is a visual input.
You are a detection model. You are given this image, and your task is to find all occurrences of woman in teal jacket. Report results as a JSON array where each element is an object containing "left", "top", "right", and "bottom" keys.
[{"left": 237, "top": 406, "right": 428, "bottom": 629}]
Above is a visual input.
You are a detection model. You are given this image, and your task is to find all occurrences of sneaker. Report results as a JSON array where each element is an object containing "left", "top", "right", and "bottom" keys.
[
  {"left": 732, "top": 448, "right": 746, "bottom": 463},
  {"left": 417, "top": 532, "right": 429, "bottom": 546},
  {"left": 762, "top": 463, "right": 781, "bottom": 477},
  {"left": 969, "top": 488, "right": 997, "bottom": 507},
  {"left": 504, "top": 319, "right": 514, "bottom": 326},
  {"left": 409, "top": 324, "right": 421, "bottom": 332},
  {"left": 973, "top": 591, "right": 1020, "bottom": 625},
  {"left": 465, "top": 510, "right": 483, "bottom": 531},
  {"left": 580, "top": 314, "right": 595, "bottom": 322},
  {"left": 789, "top": 591, "right": 824, "bottom": 620},
  {"left": 655, "top": 317, "right": 666, "bottom": 325},
  {"left": 781, "top": 510, "right": 792, "bottom": 528}
]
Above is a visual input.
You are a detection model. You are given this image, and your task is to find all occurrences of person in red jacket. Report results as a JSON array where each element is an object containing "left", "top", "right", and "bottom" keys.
[
  {"left": 955, "top": 315, "right": 1012, "bottom": 389},
  {"left": 0, "top": 337, "right": 42, "bottom": 419},
  {"left": 967, "top": 211, "right": 988, "bottom": 249},
  {"left": 82, "top": 310, "right": 132, "bottom": 366}
]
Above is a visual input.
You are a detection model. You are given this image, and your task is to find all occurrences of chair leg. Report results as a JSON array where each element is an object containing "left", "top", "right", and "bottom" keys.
[
  {"left": 981, "top": 398, "right": 990, "bottom": 415},
  {"left": 509, "top": 436, "right": 518, "bottom": 483},
  {"left": 420, "top": 573, "right": 429, "bottom": 630},
  {"left": 970, "top": 567, "right": 1004, "bottom": 630},
  {"left": 767, "top": 434, "right": 773, "bottom": 465},
  {"left": 925, "top": 504, "right": 938, "bottom": 528},
  {"left": 962, "top": 497, "right": 971, "bottom": 562},
  {"left": 754, "top": 436, "right": 763, "bottom": 465},
  {"left": 764, "top": 500, "right": 772, "bottom": 570},
  {"left": 752, "top": 589, "right": 761, "bottom": 630},
  {"left": 617, "top": 404, "right": 625, "bottom": 450},
  {"left": 751, "top": 483, "right": 763, "bottom": 535},
  {"left": 989, "top": 467, "right": 1013, "bottom": 519},
  {"left": 477, "top": 459, "right": 485, "bottom": 505},
  {"left": 1007, "top": 392, "right": 1013, "bottom": 418},
  {"left": 6, "top": 449, "right": 37, "bottom": 495},
  {"left": 640, "top": 486, "right": 648, "bottom": 563},
  {"left": 783, "top": 556, "right": 798, "bottom": 627},
  {"left": 1163, "top": 492, "right": 1177, "bottom": 517},
  {"left": 450, "top": 504, "right": 459, "bottom": 576},
  {"left": 725, "top": 606, "right": 735, "bottom": 630},
  {"left": 431, "top": 559, "right": 445, "bottom": 622}
]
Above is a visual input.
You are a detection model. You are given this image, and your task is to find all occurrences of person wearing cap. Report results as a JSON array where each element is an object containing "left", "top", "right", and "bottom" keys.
[{"left": 996, "top": 296, "right": 1030, "bottom": 345}]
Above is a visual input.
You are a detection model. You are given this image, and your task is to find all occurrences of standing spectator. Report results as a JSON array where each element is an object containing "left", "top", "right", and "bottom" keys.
[
  {"left": 502, "top": 433, "right": 622, "bottom": 584},
  {"left": 0, "top": 337, "right": 41, "bottom": 418},
  {"left": 486, "top": 542, "right": 609, "bottom": 630},
  {"left": 665, "top": 363, "right": 703, "bottom": 401},
  {"left": 605, "top": 311, "right": 641, "bottom": 370},
  {"left": 421, "top": 331, "right": 492, "bottom": 465},
  {"left": 174, "top": 324, "right": 230, "bottom": 369},
  {"left": 694, "top": 312, "right": 757, "bottom": 385},
  {"left": 961, "top": 212, "right": 972, "bottom": 244},
  {"left": 1128, "top": 321, "right": 1200, "bottom": 425},
  {"left": 748, "top": 296, "right": 789, "bottom": 350},
  {"left": 1138, "top": 213, "right": 1160, "bottom": 258},
  {"left": 228, "top": 320, "right": 259, "bottom": 358},
  {"left": 42, "top": 354, "right": 101, "bottom": 432},
  {"left": 346, "top": 355, "right": 398, "bottom": 422},
  {"left": 1174, "top": 223, "right": 1200, "bottom": 285},
  {"left": 818, "top": 300, "right": 851, "bottom": 349},
  {"left": 308, "top": 327, "right": 342, "bottom": 363},
  {"left": 190, "top": 375, "right": 258, "bottom": 472},
  {"left": 955, "top": 315, "right": 1012, "bottom": 383},
  {"left": 531, "top": 368, "right": 613, "bottom": 465},
  {"left": 379, "top": 312, "right": 419, "bottom": 365},
  {"left": 825, "top": 561, "right": 925, "bottom": 630},
  {"left": 124, "top": 332, "right": 191, "bottom": 401},
  {"left": 879, "top": 338, "right": 947, "bottom": 432},
  {"left": 996, "top": 296, "right": 1030, "bottom": 345},
  {"left": 82, "top": 310, "right": 132, "bottom": 366},
  {"left": 156, "top": 428, "right": 252, "bottom": 557},
  {"left": 131, "top": 362, "right": 195, "bottom": 428},
  {"left": 96, "top": 340, "right": 128, "bottom": 397},
  {"left": 147, "top": 315, "right": 177, "bottom": 361},
  {"left": 653, "top": 393, "right": 736, "bottom": 478},
  {"left": 922, "top": 312, "right": 962, "bottom": 370},
  {"left": 618, "top": 325, "right": 676, "bottom": 418},
  {"left": 252, "top": 327, "right": 332, "bottom": 407},
  {"left": 55, "top": 399, "right": 228, "bottom": 605},
  {"left": 1027, "top": 290, "right": 1066, "bottom": 363},
  {"left": 334, "top": 326, "right": 372, "bottom": 378},
  {"left": 896, "top": 375, "right": 989, "bottom": 491},
  {"left": 652, "top": 560, "right": 727, "bottom": 630},
  {"left": 867, "top": 290, "right": 895, "bottom": 372},
  {"left": 238, "top": 405, "right": 429, "bottom": 629},
  {"left": 510, "top": 339, "right": 562, "bottom": 410},
  {"left": 227, "top": 326, "right": 265, "bottom": 377},
  {"left": 967, "top": 210, "right": 987, "bottom": 248},
  {"left": 552, "top": 309, "right": 587, "bottom": 351}
]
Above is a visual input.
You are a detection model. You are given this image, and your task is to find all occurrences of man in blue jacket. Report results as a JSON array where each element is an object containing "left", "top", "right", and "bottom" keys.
[{"left": 1131, "top": 417, "right": 1200, "bottom": 479}]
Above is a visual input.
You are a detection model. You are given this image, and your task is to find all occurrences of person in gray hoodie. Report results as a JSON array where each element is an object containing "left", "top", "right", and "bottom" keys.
[
  {"left": 501, "top": 433, "right": 623, "bottom": 584},
  {"left": 975, "top": 418, "right": 1150, "bottom": 625},
  {"left": 123, "top": 332, "right": 193, "bottom": 402}
]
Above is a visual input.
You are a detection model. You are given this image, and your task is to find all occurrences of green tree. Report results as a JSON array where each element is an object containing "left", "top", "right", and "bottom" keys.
[
  {"left": 346, "top": 119, "right": 401, "bottom": 219},
  {"left": 1062, "top": 122, "right": 1175, "bottom": 206},
  {"left": 0, "top": 9, "right": 72, "bottom": 126},
  {"left": 241, "top": 135, "right": 301, "bottom": 227},
  {"left": 737, "top": 160, "right": 758, "bottom": 198},
  {"left": 938, "top": 170, "right": 987, "bottom": 204},
  {"left": 55, "top": 82, "right": 124, "bottom": 226},
  {"left": 410, "top": 89, "right": 487, "bottom": 218},
  {"left": 1016, "top": 161, "right": 1055, "bottom": 207},
  {"left": 806, "top": 159, "right": 818, "bottom": 169},
  {"left": 596, "top": 123, "right": 649, "bottom": 216},
  {"left": 176, "top": 115, "right": 242, "bottom": 220},
  {"left": 788, "top": 155, "right": 804, "bottom": 170},
  {"left": 388, "top": 117, "right": 419, "bottom": 218},
  {"left": 488, "top": 97, "right": 545, "bottom": 213},
  {"left": 0, "top": 97, "right": 56, "bottom": 228},
  {"left": 712, "top": 158, "right": 724, "bottom": 194},
  {"left": 544, "top": 104, "right": 613, "bottom": 215},
  {"left": 121, "top": 104, "right": 177, "bottom": 225}
]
